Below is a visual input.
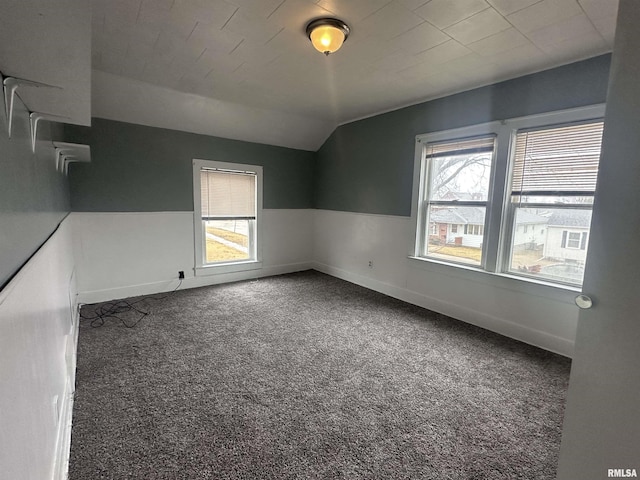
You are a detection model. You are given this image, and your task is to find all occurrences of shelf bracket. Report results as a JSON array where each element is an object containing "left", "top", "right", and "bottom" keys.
[
  {"left": 53, "top": 142, "right": 91, "bottom": 176},
  {"left": 30, "top": 112, "right": 68, "bottom": 152},
  {"left": 3, "top": 75, "right": 61, "bottom": 138}
]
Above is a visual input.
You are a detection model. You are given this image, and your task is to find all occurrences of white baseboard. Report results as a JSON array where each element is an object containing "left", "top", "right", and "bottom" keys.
[
  {"left": 77, "top": 262, "right": 314, "bottom": 304},
  {"left": 312, "top": 261, "right": 574, "bottom": 358}
]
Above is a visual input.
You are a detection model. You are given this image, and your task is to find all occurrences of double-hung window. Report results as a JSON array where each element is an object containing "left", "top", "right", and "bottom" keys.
[
  {"left": 415, "top": 130, "right": 497, "bottom": 267},
  {"left": 505, "top": 121, "right": 603, "bottom": 285},
  {"left": 412, "top": 105, "right": 604, "bottom": 288},
  {"left": 193, "top": 159, "right": 263, "bottom": 275}
]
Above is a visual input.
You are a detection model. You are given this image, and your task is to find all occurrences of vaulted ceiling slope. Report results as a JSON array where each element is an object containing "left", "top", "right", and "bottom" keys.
[{"left": 92, "top": 0, "right": 618, "bottom": 150}]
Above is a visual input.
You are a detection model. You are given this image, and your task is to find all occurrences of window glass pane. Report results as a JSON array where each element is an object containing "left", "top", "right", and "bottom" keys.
[
  {"left": 426, "top": 206, "right": 486, "bottom": 266},
  {"left": 427, "top": 139, "right": 494, "bottom": 201},
  {"left": 205, "top": 219, "right": 251, "bottom": 263},
  {"left": 508, "top": 207, "right": 591, "bottom": 284}
]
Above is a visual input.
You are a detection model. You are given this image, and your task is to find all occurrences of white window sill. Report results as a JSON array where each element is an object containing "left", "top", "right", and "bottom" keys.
[
  {"left": 195, "top": 260, "right": 263, "bottom": 276},
  {"left": 407, "top": 255, "right": 581, "bottom": 303}
]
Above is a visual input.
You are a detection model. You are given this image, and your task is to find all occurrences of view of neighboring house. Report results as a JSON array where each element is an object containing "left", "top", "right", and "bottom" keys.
[
  {"left": 429, "top": 206, "right": 487, "bottom": 248},
  {"left": 543, "top": 209, "right": 592, "bottom": 263},
  {"left": 511, "top": 210, "right": 549, "bottom": 251},
  {"left": 429, "top": 207, "right": 591, "bottom": 270}
]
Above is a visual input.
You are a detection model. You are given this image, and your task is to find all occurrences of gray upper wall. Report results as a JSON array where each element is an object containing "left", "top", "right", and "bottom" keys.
[
  {"left": 314, "top": 54, "right": 612, "bottom": 217},
  {"left": 65, "top": 118, "right": 316, "bottom": 212},
  {"left": 0, "top": 101, "right": 69, "bottom": 289}
]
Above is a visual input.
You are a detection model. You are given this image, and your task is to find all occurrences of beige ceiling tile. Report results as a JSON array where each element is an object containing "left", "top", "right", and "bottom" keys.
[
  {"left": 171, "top": 0, "right": 239, "bottom": 29},
  {"left": 413, "top": 39, "right": 472, "bottom": 64},
  {"left": 444, "top": 8, "right": 511, "bottom": 44},
  {"left": 329, "top": 33, "right": 399, "bottom": 64},
  {"left": 125, "top": 23, "right": 162, "bottom": 46},
  {"left": 415, "top": 0, "right": 490, "bottom": 29},
  {"left": 591, "top": 14, "right": 617, "bottom": 46},
  {"left": 153, "top": 30, "right": 189, "bottom": 58},
  {"left": 487, "top": 0, "right": 541, "bottom": 15},
  {"left": 222, "top": 7, "right": 283, "bottom": 42},
  {"left": 186, "top": 23, "right": 244, "bottom": 53},
  {"left": 398, "top": 40, "right": 472, "bottom": 79},
  {"left": 373, "top": 50, "right": 428, "bottom": 71},
  {"left": 395, "top": 0, "right": 430, "bottom": 11},
  {"left": 142, "top": 0, "right": 174, "bottom": 10},
  {"left": 101, "top": 0, "right": 141, "bottom": 25},
  {"left": 196, "top": 50, "right": 246, "bottom": 77},
  {"left": 264, "top": 27, "right": 311, "bottom": 56},
  {"left": 267, "top": 0, "right": 335, "bottom": 31},
  {"left": 467, "top": 27, "right": 531, "bottom": 56},
  {"left": 578, "top": 0, "right": 618, "bottom": 19},
  {"left": 527, "top": 13, "right": 598, "bottom": 49},
  {"left": 535, "top": 28, "right": 608, "bottom": 55},
  {"left": 388, "top": 21, "right": 450, "bottom": 54},
  {"left": 226, "top": 0, "right": 286, "bottom": 19},
  {"left": 229, "top": 39, "right": 283, "bottom": 67},
  {"left": 481, "top": 42, "right": 544, "bottom": 69},
  {"left": 507, "top": 0, "right": 583, "bottom": 33},
  {"left": 126, "top": 41, "right": 155, "bottom": 59},
  {"left": 357, "top": 2, "right": 425, "bottom": 40},
  {"left": 316, "top": 0, "right": 393, "bottom": 22}
]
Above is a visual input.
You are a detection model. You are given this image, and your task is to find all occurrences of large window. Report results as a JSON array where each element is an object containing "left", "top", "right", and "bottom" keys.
[
  {"left": 416, "top": 135, "right": 495, "bottom": 266},
  {"left": 505, "top": 121, "right": 603, "bottom": 285},
  {"left": 193, "top": 159, "right": 263, "bottom": 274},
  {"left": 412, "top": 105, "right": 604, "bottom": 288}
]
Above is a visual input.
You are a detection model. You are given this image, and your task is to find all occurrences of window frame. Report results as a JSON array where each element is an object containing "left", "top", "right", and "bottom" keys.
[
  {"left": 193, "top": 159, "right": 263, "bottom": 276},
  {"left": 410, "top": 104, "right": 605, "bottom": 290},
  {"left": 412, "top": 123, "right": 501, "bottom": 269}
]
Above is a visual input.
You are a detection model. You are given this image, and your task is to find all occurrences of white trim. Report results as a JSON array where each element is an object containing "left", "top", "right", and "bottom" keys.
[
  {"left": 313, "top": 261, "right": 574, "bottom": 358},
  {"left": 195, "top": 260, "right": 263, "bottom": 276},
  {"left": 77, "top": 261, "right": 313, "bottom": 304}
]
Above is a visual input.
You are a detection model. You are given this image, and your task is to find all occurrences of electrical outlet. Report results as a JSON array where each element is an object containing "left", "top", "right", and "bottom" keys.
[
  {"left": 368, "top": 260, "right": 373, "bottom": 268},
  {"left": 178, "top": 271, "right": 185, "bottom": 279}
]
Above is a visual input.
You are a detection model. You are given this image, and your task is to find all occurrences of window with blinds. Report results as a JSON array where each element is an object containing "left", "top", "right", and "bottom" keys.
[
  {"left": 411, "top": 104, "right": 604, "bottom": 288},
  {"left": 511, "top": 121, "right": 604, "bottom": 202},
  {"left": 506, "top": 120, "right": 604, "bottom": 285},
  {"left": 193, "top": 160, "right": 262, "bottom": 269},
  {"left": 200, "top": 169, "right": 256, "bottom": 220},
  {"left": 419, "top": 134, "right": 495, "bottom": 267}
]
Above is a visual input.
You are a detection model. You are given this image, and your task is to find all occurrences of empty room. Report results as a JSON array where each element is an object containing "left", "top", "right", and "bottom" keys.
[{"left": 1, "top": 1, "right": 638, "bottom": 479}]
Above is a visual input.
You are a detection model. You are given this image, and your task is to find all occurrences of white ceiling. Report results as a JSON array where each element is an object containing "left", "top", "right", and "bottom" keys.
[{"left": 92, "top": 0, "right": 618, "bottom": 150}]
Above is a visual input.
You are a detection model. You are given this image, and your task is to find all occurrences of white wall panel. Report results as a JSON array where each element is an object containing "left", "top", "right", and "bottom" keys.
[
  {"left": 74, "top": 210, "right": 314, "bottom": 303},
  {"left": 313, "top": 209, "right": 579, "bottom": 357},
  {"left": 0, "top": 216, "right": 77, "bottom": 480}
]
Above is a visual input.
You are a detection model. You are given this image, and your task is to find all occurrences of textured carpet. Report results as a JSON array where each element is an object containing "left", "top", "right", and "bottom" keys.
[{"left": 69, "top": 270, "right": 571, "bottom": 479}]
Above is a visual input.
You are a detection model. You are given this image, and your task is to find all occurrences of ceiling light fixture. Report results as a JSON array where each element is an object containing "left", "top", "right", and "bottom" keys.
[{"left": 306, "top": 18, "right": 350, "bottom": 56}]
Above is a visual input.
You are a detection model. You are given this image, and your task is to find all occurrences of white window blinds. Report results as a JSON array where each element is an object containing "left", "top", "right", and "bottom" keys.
[
  {"left": 200, "top": 169, "right": 256, "bottom": 219},
  {"left": 511, "top": 121, "right": 604, "bottom": 197},
  {"left": 425, "top": 135, "right": 495, "bottom": 159}
]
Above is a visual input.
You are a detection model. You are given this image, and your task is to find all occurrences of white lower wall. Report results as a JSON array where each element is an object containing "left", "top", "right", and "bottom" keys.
[
  {"left": 0, "top": 215, "right": 78, "bottom": 480},
  {"left": 72, "top": 208, "right": 579, "bottom": 356},
  {"left": 313, "top": 209, "right": 579, "bottom": 357},
  {"left": 73, "top": 210, "right": 314, "bottom": 303}
]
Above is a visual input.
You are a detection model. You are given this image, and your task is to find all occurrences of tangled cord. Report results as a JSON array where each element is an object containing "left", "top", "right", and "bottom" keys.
[{"left": 80, "top": 279, "right": 183, "bottom": 328}]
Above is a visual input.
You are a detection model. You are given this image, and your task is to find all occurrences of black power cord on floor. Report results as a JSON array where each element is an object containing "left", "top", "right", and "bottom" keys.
[{"left": 79, "top": 279, "right": 183, "bottom": 329}]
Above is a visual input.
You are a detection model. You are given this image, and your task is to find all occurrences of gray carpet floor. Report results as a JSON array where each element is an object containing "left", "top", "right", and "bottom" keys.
[{"left": 69, "top": 270, "right": 571, "bottom": 479}]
